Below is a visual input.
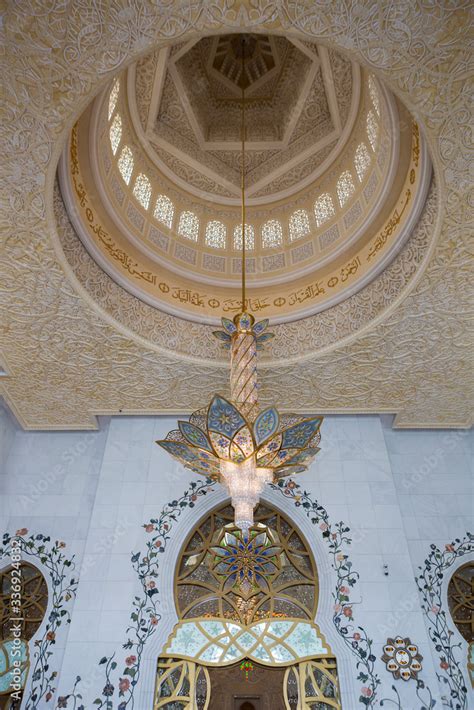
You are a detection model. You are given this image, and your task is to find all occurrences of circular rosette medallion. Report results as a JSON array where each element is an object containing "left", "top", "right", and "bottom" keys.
[{"left": 382, "top": 637, "right": 423, "bottom": 681}]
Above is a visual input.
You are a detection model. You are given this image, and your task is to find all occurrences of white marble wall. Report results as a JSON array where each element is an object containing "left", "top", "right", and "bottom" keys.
[
  {"left": 0, "top": 413, "right": 110, "bottom": 697},
  {"left": 0, "top": 410, "right": 472, "bottom": 709}
]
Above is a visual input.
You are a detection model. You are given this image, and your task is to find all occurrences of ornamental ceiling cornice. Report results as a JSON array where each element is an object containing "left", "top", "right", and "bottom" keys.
[{"left": 0, "top": 1, "right": 472, "bottom": 429}]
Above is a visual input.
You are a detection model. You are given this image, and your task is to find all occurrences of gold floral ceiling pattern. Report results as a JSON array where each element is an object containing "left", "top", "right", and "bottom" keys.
[{"left": 0, "top": 1, "right": 473, "bottom": 429}]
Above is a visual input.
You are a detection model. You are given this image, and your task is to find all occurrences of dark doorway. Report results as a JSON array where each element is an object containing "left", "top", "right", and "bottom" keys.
[{"left": 208, "top": 661, "right": 286, "bottom": 710}]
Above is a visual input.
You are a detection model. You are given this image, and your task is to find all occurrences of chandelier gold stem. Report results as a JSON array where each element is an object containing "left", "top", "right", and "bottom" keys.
[{"left": 240, "top": 37, "right": 246, "bottom": 313}]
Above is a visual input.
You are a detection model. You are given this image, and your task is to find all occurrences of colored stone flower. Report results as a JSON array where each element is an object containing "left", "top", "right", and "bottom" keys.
[
  {"left": 144, "top": 524, "right": 154, "bottom": 533},
  {"left": 57, "top": 699, "right": 68, "bottom": 708},
  {"left": 103, "top": 682, "right": 114, "bottom": 697},
  {"left": 118, "top": 677, "right": 130, "bottom": 693},
  {"left": 125, "top": 655, "right": 137, "bottom": 666},
  {"left": 15, "top": 528, "right": 28, "bottom": 536},
  {"left": 382, "top": 637, "right": 423, "bottom": 681}
]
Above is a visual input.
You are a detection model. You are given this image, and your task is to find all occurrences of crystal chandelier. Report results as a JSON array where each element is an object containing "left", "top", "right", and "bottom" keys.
[{"left": 157, "top": 37, "right": 323, "bottom": 532}]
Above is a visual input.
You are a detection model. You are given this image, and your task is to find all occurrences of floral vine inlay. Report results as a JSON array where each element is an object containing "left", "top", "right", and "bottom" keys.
[{"left": 415, "top": 535, "right": 473, "bottom": 709}]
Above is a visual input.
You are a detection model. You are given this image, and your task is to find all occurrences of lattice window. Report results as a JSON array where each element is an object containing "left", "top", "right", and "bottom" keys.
[
  {"left": 175, "top": 502, "right": 318, "bottom": 625},
  {"left": 261, "top": 219, "right": 283, "bottom": 248},
  {"left": 108, "top": 78, "right": 120, "bottom": 120},
  {"left": 336, "top": 171, "right": 355, "bottom": 207},
  {"left": 289, "top": 209, "right": 310, "bottom": 241},
  {"left": 117, "top": 145, "right": 134, "bottom": 185},
  {"left": 354, "top": 142, "right": 371, "bottom": 181},
  {"left": 367, "top": 110, "right": 378, "bottom": 151},
  {"left": 178, "top": 211, "right": 199, "bottom": 241},
  {"left": 233, "top": 224, "right": 255, "bottom": 251},
  {"left": 314, "top": 194, "right": 335, "bottom": 227},
  {"left": 132, "top": 173, "right": 151, "bottom": 210},
  {"left": 154, "top": 194, "right": 174, "bottom": 229},
  {"left": 155, "top": 659, "right": 209, "bottom": 710},
  {"left": 448, "top": 562, "right": 473, "bottom": 643},
  {"left": 205, "top": 220, "right": 226, "bottom": 249},
  {"left": 1, "top": 562, "right": 48, "bottom": 641},
  {"left": 109, "top": 113, "right": 122, "bottom": 155},
  {"left": 368, "top": 75, "right": 380, "bottom": 116},
  {"left": 285, "top": 659, "right": 342, "bottom": 709}
]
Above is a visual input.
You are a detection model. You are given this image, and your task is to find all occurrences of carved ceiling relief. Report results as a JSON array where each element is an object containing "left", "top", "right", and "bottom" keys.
[
  {"left": 0, "top": 2, "right": 472, "bottom": 428},
  {"left": 136, "top": 35, "right": 356, "bottom": 201}
]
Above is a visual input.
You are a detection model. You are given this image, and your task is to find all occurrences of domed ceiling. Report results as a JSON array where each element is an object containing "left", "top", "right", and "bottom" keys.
[
  {"left": 59, "top": 33, "right": 430, "bottom": 325},
  {"left": 3, "top": 3, "right": 472, "bottom": 430}
]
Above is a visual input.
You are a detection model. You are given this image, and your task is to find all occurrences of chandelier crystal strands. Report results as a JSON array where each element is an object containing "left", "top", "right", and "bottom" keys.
[{"left": 156, "top": 37, "right": 323, "bottom": 532}]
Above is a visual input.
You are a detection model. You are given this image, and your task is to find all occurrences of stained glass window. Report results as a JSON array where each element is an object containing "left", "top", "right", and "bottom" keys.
[
  {"left": 175, "top": 502, "right": 318, "bottom": 625},
  {"left": 133, "top": 173, "right": 152, "bottom": 210},
  {"left": 205, "top": 220, "right": 226, "bottom": 249},
  {"left": 261, "top": 219, "right": 283, "bottom": 248},
  {"left": 108, "top": 78, "right": 120, "bottom": 120},
  {"left": 154, "top": 194, "right": 174, "bottom": 228},
  {"left": 367, "top": 110, "right": 378, "bottom": 151},
  {"left": 354, "top": 142, "right": 371, "bottom": 181},
  {"left": 368, "top": 75, "right": 380, "bottom": 116},
  {"left": 314, "top": 193, "right": 335, "bottom": 227},
  {"left": 233, "top": 224, "right": 255, "bottom": 251},
  {"left": 109, "top": 113, "right": 122, "bottom": 155},
  {"left": 117, "top": 145, "right": 134, "bottom": 185},
  {"left": 289, "top": 209, "right": 311, "bottom": 241},
  {"left": 336, "top": 171, "right": 355, "bottom": 207},
  {"left": 178, "top": 211, "right": 199, "bottom": 241}
]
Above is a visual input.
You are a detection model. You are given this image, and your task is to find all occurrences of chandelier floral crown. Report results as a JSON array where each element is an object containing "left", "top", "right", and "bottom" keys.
[{"left": 157, "top": 36, "right": 323, "bottom": 531}]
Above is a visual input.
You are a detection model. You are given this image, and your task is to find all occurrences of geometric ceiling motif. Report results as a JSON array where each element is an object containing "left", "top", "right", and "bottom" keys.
[{"left": 132, "top": 35, "right": 357, "bottom": 203}]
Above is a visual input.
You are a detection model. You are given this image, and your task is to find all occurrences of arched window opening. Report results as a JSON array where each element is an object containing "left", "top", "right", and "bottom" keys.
[
  {"left": 289, "top": 210, "right": 310, "bottom": 241},
  {"left": 336, "top": 171, "right": 355, "bottom": 207},
  {"left": 354, "top": 142, "right": 371, "bottom": 181},
  {"left": 366, "top": 109, "right": 378, "bottom": 151},
  {"left": 205, "top": 220, "right": 226, "bottom": 249},
  {"left": 368, "top": 75, "right": 380, "bottom": 116},
  {"left": 314, "top": 194, "right": 335, "bottom": 227},
  {"left": 117, "top": 145, "right": 134, "bottom": 185},
  {"left": 233, "top": 224, "right": 255, "bottom": 251},
  {"left": 178, "top": 211, "right": 199, "bottom": 241},
  {"left": 175, "top": 502, "right": 318, "bottom": 624},
  {"left": 109, "top": 113, "right": 122, "bottom": 155},
  {"left": 132, "top": 173, "right": 152, "bottom": 210},
  {"left": 154, "top": 194, "right": 174, "bottom": 229},
  {"left": 108, "top": 78, "right": 120, "bottom": 120},
  {"left": 261, "top": 219, "right": 283, "bottom": 248}
]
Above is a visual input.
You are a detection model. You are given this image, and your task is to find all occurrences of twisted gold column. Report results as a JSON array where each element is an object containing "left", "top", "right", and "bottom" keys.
[{"left": 230, "top": 329, "right": 258, "bottom": 418}]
